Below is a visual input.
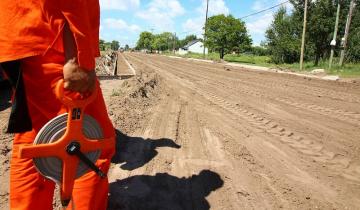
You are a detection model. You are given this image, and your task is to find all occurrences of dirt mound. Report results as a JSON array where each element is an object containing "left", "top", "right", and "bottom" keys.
[
  {"left": 108, "top": 71, "right": 162, "bottom": 134},
  {"left": 96, "top": 51, "right": 118, "bottom": 76}
]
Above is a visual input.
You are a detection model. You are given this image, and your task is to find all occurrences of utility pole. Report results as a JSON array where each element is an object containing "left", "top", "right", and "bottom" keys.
[
  {"left": 173, "top": 32, "right": 177, "bottom": 54},
  {"left": 203, "top": 0, "right": 209, "bottom": 58},
  {"left": 339, "top": 0, "right": 356, "bottom": 66},
  {"left": 329, "top": 2, "right": 341, "bottom": 70},
  {"left": 299, "top": 0, "right": 308, "bottom": 71}
]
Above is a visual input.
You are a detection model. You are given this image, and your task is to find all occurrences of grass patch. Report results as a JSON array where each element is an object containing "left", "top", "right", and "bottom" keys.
[
  {"left": 111, "top": 89, "right": 123, "bottom": 97},
  {"left": 224, "top": 54, "right": 272, "bottom": 66},
  {"left": 278, "top": 60, "right": 360, "bottom": 78},
  {"left": 166, "top": 52, "right": 360, "bottom": 78}
]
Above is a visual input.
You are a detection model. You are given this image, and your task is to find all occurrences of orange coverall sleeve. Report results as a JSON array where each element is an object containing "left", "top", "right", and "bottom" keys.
[{"left": 59, "top": 0, "right": 100, "bottom": 70}]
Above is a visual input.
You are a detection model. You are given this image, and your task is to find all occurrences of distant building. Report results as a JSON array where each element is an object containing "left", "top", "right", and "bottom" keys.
[{"left": 178, "top": 40, "right": 208, "bottom": 55}]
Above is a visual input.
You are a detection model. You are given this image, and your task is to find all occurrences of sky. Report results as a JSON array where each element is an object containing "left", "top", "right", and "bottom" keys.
[{"left": 99, "top": 0, "right": 293, "bottom": 47}]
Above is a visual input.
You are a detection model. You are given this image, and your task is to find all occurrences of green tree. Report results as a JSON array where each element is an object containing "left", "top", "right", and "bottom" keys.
[
  {"left": 265, "top": 7, "right": 301, "bottom": 64},
  {"left": 301, "top": 0, "right": 338, "bottom": 65},
  {"left": 110, "top": 40, "right": 120, "bottom": 50},
  {"left": 150, "top": 32, "right": 174, "bottom": 52},
  {"left": 264, "top": 0, "right": 360, "bottom": 64},
  {"left": 205, "top": 14, "right": 252, "bottom": 59},
  {"left": 102, "top": 41, "right": 111, "bottom": 50},
  {"left": 289, "top": 0, "right": 360, "bottom": 64},
  {"left": 180, "top": 34, "right": 197, "bottom": 47},
  {"left": 124, "top": 44, "right": 130, "bottom": 51},
  {"left": 347, "top": 1, "right": 360, "bottom": 62},
  {"left": 151, "top": 34, "right": 161, "bottom": 51},
  {"left": 136, "top": 31, "right": 154, "bottom": 51},
  {"left": 251, "top": 46, "right": 270, "bottom": 56},
  {"left": 99, "top": 39, "right": 106, "bottom": 51}
]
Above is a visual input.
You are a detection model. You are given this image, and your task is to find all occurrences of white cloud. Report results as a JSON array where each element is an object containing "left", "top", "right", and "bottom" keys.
[
  {"left": 247, "top": 0, "right": 294, "bottom": 36},
  {"left": 246, "top": 12, "right": 272, "bottom": 46},
  {"left": 196, "top": 0, "right": 229, "bottom": 16},
  {"left": 245, "top": 0, "right": 294, "bottom": 45},
  {"left": 252, "top": 0, "right": 265, "bottom": 11},
  {"left": 100, "top": 0, "right": 140, "bottom": 11},
  {"left": 136, "top": 0, "right": 185, "bottom": 31},
  {"left": 182, "top": 18, "right": 204, "bottom": 36},
  {"left": 246, "top": 12, "right": 273, "bottom": 35},
  {"left": 148, "top": 0, "right": 185, "bottom": 17},
  {"left": 182, "top": 0, "right": 230, "bottom": 38},
  {"left": 252, "top": 0, "right": 278, "bottom": 11},
  {"left": 277, "top": 0, "right": 293, "bottom": 12},
  {"left": 103, "top": 18, "right": 141, "bottom": 33}
]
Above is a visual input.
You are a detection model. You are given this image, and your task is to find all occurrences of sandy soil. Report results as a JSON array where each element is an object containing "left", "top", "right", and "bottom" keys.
[
  {"left": 107, "top": 53, "right": 360, "bottom": 210},
  {"left": 0, "top": 87, "right": 11, "bottom": 209},
  {"left": 1, "top": 52, "right": 360, "bottom": 209}
]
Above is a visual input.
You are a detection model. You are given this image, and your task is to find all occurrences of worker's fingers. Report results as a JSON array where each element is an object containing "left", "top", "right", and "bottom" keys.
[
  {"left": 78, "top": 82, "right": 88, "bottom": 93},
  {"left": 64, "top": 79, "right": 81, "bottom": 92},
  {"left": 63, "top": 60, "right": 96, "bottom": 93},
  {"left": 64, "top": 80, "right": 73, "bottom": 90},
  {"left": 64, "top": 78, "right": 95, "bottom": 93},
  {"left": 80, "top": 70, "right": 96, "bottom": 93}
]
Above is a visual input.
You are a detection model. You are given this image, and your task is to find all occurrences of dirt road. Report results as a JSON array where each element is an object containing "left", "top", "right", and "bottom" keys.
[
  {"left": 107, "top": 53, "right": 360, "bottom": 210},
  {"left": 1, "top": 52, "right": 360, "bottom": 209}
]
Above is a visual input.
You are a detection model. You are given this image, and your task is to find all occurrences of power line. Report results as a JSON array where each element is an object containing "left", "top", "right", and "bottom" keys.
[
  {"left": 154, "top": 1, "right": 292, "bottom": 37},
  {"left": 239, "top": 1, "right": 290, "bottom": 19},
  {"left": 178, "top": 1, "right": 291, "bottom": 35}
]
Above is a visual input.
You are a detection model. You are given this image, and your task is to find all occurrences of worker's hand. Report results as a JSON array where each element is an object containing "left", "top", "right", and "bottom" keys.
[{"left": 63, "top": 58, "right": 96, "bottom": 93}]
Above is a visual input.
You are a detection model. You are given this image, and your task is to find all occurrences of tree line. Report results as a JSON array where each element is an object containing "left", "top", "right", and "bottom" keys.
[
  {"left": 99, "top": 40, "right": 120, "bottom": 51},
  {"left": 134, "top": 0, "right": 359, "bottom": 65},
  {"left": 266, "top": 0, "right": 360, "bottom": 65},
  {"left": 135, "top": 32, "right": 198, "bottom": 53},
  {"left": 136, "top": 15, "right": 253, "bottom": 59}
]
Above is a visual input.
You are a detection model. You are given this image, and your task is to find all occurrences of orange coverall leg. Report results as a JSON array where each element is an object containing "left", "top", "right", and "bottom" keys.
[{"left": 9, "top": 48, "right": 115, "bottom": 210}]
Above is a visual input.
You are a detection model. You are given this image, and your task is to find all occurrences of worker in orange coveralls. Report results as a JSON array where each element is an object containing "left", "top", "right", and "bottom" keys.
[{"left": 0, "top": 1, "right": 115, "bottom": 209}]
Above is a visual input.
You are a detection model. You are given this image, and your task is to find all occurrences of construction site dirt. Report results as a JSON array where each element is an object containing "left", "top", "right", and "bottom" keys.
[{"left": 1, "top": 52, "right": 360, "bottom": 209}]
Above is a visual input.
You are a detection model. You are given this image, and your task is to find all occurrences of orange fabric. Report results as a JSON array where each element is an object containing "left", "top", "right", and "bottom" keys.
[
  {"left": 0, "top": 0, "right": 100, "bottom": 70},
  {"left": 9, "top": 48, "right": 115, "bottom": 210}
]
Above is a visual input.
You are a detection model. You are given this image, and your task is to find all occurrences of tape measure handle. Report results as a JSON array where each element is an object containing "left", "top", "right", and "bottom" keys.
[{"left": 55, "top": 79, "right": 98, "bottom": 108}]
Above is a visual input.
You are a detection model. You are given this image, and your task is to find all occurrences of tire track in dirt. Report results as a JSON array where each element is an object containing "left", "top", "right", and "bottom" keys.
[
  {"left": 127, "top": 54, "right": 273, "bottom": 209},
  {"left": 127, "top": 53, "right": 239, "bottom": 209},
  {"left": 196, "top": 87, "right": 360, "bottom": 183},
  {"left": 126, "top": 54, "right": 345, "bottom": 209},
  {"left": 126, "top": 53, "right": 359, "bottom": 208},
  {"left": 147, "top": 55, "right": 360, "bottom": 127},
  {"left": 147, "top": 55, "right": 360, "bottom": 184},
  {"left": 124, "top": 55, "right": 360, "bottom": 209},
  {"left": 156, "top": 55, "right": 360, "bottom": 104},
  {"left": 126, "top": 54, "right": 358, "bottom": 169},
  {"left": 142, "top": 56, "right": 360, "bottom": 163}
]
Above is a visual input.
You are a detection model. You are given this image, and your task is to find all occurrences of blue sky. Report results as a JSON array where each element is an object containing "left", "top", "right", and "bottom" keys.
[{"left": 99, "top": 0, "right": 293, "bottom": 47}]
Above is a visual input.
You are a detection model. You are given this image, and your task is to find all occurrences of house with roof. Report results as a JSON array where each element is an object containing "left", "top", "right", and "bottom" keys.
[{"left": 178, "top": 40, "right": 208, "bottom": 55}]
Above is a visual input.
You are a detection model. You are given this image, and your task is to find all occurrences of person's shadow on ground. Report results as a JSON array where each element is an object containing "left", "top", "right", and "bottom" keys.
[
  {"left": 108, "top": 170, "right": 224, "bottom": 210},
  {"left": 111, "top": 129, "right": 181, "bottom": 170}
]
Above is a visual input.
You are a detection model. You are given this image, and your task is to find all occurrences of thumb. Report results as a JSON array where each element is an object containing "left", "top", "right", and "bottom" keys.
[{"left": 64, "top": 80, "right": 72, "bottom": 90}]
